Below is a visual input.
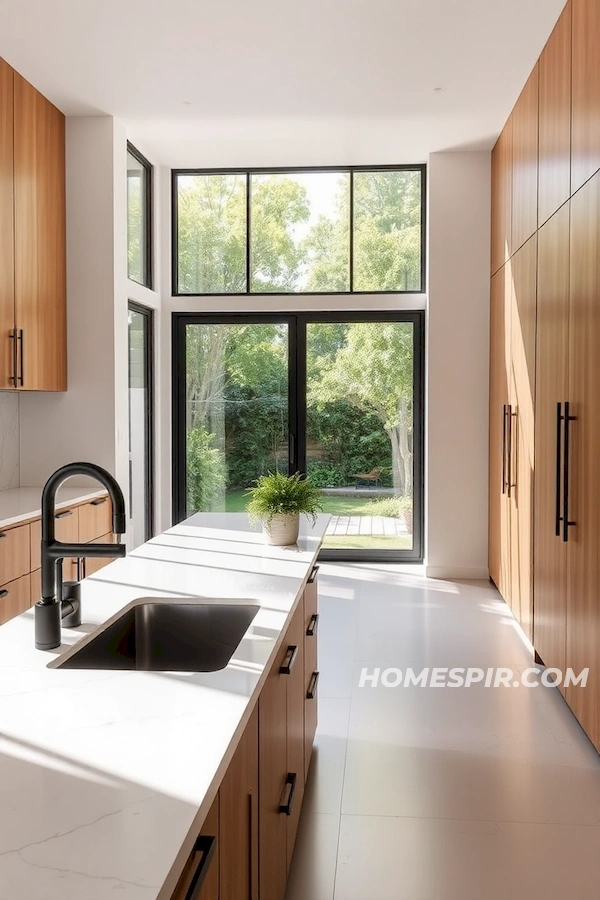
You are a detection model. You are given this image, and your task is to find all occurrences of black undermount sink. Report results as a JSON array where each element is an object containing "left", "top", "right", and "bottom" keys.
[{"left": 52, "top": 600, "right": 260, "bottom": 672}]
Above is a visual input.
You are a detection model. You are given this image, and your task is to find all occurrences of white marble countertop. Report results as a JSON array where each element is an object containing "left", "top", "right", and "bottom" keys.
[
  {"left": 0, "top": 512, "right": 329, "bottom": 900},
  {"left": 0, "top": 486, "right": 108, "bottom": 530}
]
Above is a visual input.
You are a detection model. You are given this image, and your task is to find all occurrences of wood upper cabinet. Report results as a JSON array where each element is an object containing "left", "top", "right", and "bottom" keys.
[
  {"left": 219, "top": 706, "right": 259, "bottom": 900},
  {"left": 491, "top": 116, "right": 513, "bottom": 275},
  {"left": 488, "top": 265, "right": 511, "bottom": 597},
  {"left": 538, "top": 1, "right": 572, "bottom": 226},
  {"left": 571, "top": 0, "right": 600, "bottom": 194},
  {"left": 0, "top": 59, "right": 14, "bottom": 389},
  {"left": 511, "top": 66, "right": 539, "bottom": 254},
  {"left": 533, "top": 204, "right": 570, "bottom": 678},
  {"left": 13, "top": 72, "right": 66, "bottom": 391},
  {"left": 565, "top": 171, "right": 600, "bottom": 747}
]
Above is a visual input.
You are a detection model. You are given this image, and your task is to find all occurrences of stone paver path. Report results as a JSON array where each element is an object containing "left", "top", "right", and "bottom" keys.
[{"left": 327, "top": 515, "right": 407, "bottom": 536}]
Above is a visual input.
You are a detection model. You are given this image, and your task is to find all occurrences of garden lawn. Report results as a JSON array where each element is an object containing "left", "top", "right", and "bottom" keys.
[{"left": 224, "top": 490, "right": 378, "bottom": 517}]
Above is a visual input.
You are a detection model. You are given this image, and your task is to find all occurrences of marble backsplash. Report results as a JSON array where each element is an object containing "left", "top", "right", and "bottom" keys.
[{"left": 0, "top": 393, "right": 19, "bottom": 490}]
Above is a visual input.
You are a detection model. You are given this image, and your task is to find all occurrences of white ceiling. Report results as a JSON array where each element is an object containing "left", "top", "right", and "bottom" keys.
[{"left": 0, "top": 0, "right": 566, "bottom": 165}]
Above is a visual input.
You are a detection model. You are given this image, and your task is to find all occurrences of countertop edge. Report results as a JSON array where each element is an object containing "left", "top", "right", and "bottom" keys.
[{"left": 0, "top": 487, "right": 109, "bottom": 530}]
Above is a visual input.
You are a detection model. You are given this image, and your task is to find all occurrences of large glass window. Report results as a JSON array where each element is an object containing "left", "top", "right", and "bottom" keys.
[
  {"left": 127, "top": 144, "right": 152, "bottom": 287},
  {"left": 173, "top": 166, "right": 424, "bottom": 295}
]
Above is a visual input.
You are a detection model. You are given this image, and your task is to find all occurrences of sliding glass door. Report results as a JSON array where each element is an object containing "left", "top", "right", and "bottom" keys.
[{"left": 173, "top": 312, "right": 424, "bottom": 561}]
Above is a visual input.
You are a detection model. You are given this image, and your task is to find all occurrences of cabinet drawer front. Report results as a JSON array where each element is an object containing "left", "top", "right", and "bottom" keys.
[
  {"left": 0, "top": 522, "right": 30, "bottom": 583},
  {"left": 0, "top": 573, "right": 32, "bottom": 625},
  {"left": 83, "top": 533, "right": 115, "bottom": 577},
  {"left": 78, "top": 496, "right": 111, "bottom": 543},
  {"left": 171, "top": 797, "right": 219, "bottom": 900},
  {"left": 54, "top": 506, "right": 79, "bottom": 543}
]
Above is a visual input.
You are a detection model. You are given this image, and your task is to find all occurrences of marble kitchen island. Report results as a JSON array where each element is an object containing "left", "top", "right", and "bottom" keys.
[{"left": 0, "top": 512, "right": 329, "bottom": 900}]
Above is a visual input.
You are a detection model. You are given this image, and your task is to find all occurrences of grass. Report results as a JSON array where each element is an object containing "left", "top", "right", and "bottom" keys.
[
  {"left": 225, "top": 490, "right": 382, "bottom": 517},
  {"left": 224, "top": 489, "right": 411, "bottom": 550}
]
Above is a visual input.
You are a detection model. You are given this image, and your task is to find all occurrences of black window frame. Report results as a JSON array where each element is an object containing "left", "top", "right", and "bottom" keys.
[
  {"left": 127, "top": 142, "right": 153, "bottom": 289},
  {"left": 171, "top": 310, "right": 425, "bottom": 563},
  {"left": 128, "top": 300, "right": 155, "bottom": 542},
  {"left": 171, "top": 164, "right": 426, "bottom": 297}
]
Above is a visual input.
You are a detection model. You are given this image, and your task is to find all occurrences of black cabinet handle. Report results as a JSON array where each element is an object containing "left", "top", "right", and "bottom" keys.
[
  {"left": 91, "top": 497, "right": 108, "bottom": 506},
  {"left": 279, "top": 645, "right": 298, "bottom": 675},
  {"left": 17, "top": 329, "right": 24, "bottom": 386},
  {"left": 306, "top": 613, "right": 319, "bottom": 637},
  {"left": 308, "top": 565, "right": 319, "bottom": 584},
  {"left": 55, "top": 510, "right": 73, "bottom": 519},
  {"left": 8, "top": 330, "right": 17, "bottom": 386},
  {"left": 0, "top": 532, "right": 6, "bottom": 539},
  {"left": 183, "top": 835, "right": 216, "bottom": 900},
  {"left": 501, "top": 405, "right": 508, "bottom": 494},
  {"left": 0, "top": 590, "right": 8, "bottom": 599},
  {"left": 279, "top": 773, "right": 297, "bottom": 816},
  {"left": 555, "top": 403, "right": 563, "bottom": 537},
  {"left": 562, "top": 401, "right": 576, "bottom": 542},
  {"left": 507, "top": 406, "right": 517, "bottom": 498},
  {"left": 306, "top": 670, "right": 320, "bottom": 700}
]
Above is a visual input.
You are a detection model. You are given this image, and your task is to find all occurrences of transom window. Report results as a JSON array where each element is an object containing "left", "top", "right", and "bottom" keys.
[{"left": 172, "top": 166, "right": 425, "bottom": 296}]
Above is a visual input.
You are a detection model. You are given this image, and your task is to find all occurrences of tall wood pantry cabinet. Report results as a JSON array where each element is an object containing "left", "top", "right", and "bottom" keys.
[
  {"left": 0, "top": 57, "right": 66, "bottom": 392},
  {"left": 490, "top": 0, "right": 600, "bottom": 751}
]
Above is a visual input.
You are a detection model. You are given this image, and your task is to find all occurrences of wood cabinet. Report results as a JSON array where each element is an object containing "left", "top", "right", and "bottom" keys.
[
  {"left": 571, "top": 0, "right": 600, "bottom": 193},
  {"left": 83, "top": 533, "right": 115, "bottom": 577},
  {"left": 491, "top": 115, "right": 513, "bottom": 274},
  {"left": 511, "top": 66, "right": 539, "bottom": 254},
  {"left": 0, "top": 521, "right": 30, "bottom": 585},
  {"left": 565, "top": 172, "right": 600, "bottom": 747},
  {"left": 538, "top": 1, "right": 572, "bottom": 226},
  {"left": 0, "top": 59, "right": 15, "bottom": 389},
  {"left": 0, "top": 574, "right": 31, "bottom": 625},
  {"left": 488, "top": 237, "right": 537, "bottom": 638},
  {"left": 171, "top": 797, "right": 219, "bottom": 900},
  {"left": 219, "top": 706, "right": 259, "bottom": 900},
  {"left": 0, "top": 59, "right": 66, "bottom": 392},
  {"left": 533, "top": 204, "right": 570, "bottom": 681}
]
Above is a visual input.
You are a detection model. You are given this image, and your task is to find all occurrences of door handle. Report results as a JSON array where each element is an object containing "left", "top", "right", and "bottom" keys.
[
  {"left": 501, "top": 405, "right": 508, "bottom": 494},
  {"left": 307, "top": 564, "right": 319, "bottom": 584},
  {"left": 182, "top": 835, "right": 216, "bottom": 900},
  {"left": 279, "top": 645, "right": 298, "bottom": 675},
  {"left": 279, "top": 773, "right": 297, "bottom": 816},
  {"left": 555, "top": 403, "right": 563, "bottom": 537},
  {"left": 306, "top": 613, "right": 319, "bottom": 637},
  {"left": 562, "top": 401, "right": 576, "bottom": 542},
  {"left": 507, "top": 406, "right": 517, "bottom": 498},
  {"left": 17, "top": 329, "right": 24, "bottom": 386},
  {"left": 306, "top": 670, "right": 320, "bottom": 700},
  {"left": 8, "top": 330, "right": 17, "bottom": 386}
]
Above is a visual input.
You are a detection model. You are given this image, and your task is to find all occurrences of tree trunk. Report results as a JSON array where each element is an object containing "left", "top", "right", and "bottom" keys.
[
  {"left": 397, "top": 395, "right": 413, "bottom": 497},
  {"left": 387, "top": 427, "right": 405, "bottom": 494}
]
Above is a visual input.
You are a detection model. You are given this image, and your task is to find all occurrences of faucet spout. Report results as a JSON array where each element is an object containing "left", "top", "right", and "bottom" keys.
[{"left": 35, "top": 462, "right": 127, "bottom": 650}]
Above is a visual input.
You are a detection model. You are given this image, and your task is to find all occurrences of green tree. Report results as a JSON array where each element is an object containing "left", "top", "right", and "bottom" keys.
[{"left": 309, "top": 322, "right": 414, "bottom": 495}]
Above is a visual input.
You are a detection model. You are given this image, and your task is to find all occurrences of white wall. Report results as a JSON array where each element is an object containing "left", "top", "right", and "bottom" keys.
[
  {"left": 426, "top": 151, "right": 491, "bottom": 578},
  {"left": 0, "top": 394, "right": 20, "bottom": 490},
  {"left": 19, "top": 117, "right": 129, "bottom": 506}
]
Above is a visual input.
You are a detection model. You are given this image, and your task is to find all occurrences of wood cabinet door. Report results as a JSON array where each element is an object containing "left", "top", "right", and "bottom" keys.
[
  {"left": 511, "top": 66, "right": 539, "bottom": 255},
  {"left": 13, "top": 73, "right": 66, "bottom": 391},
  {"left": 491, "top": 116, "right": 513, "bottom": 275},
  {"left": 0, "top": 574, "right": 31, "bottom": 625},
  {"left": 565, "top": 172, "right": 600, "bottom": 749},
  {"left": 538, "top": 1, "right": 572, "bottom": 226},
  {"left": 533, "top": 204, "right": 570, "bottom": 676},
  {"left": 0, "top": 522, "right": 30, "bottom": 584},
  {"left": 488, "top": 265, "right": 511, "bottom": 599},
  {"left": 0, "top": 59, "right": 15, "bottom": 390},
  {"left": 83, "top": 533, "right": 116, "bottom": 577},
  {"left": 258, "top": 637, "right": 289, "bottom": 900},
  {"left": 571, "top": 0, "right": 600, "bottom": 194},
  {"left": 507, "top": 236, "right": 538, "bottom": 638},
  {"left": 78, "top": 496, "right": 112, "bottom": 543},
  {"left": 219, "top": 705, "right": 259, "bottom": 900},
  {"left": 303, "top": 574, "right": 318, "bottom": 782},
  {"left": 171, "top": 796, "right": 219, "bottom": 900},
  {"left": 285, "top": 602, "right": 305, "bottom": 870}
]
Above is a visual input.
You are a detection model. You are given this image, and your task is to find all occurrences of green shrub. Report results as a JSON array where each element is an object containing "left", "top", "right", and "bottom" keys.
[
  {"left": 362, "top": 496, "right": 401, "bottom": 517},
  {"left": 186, "top": 426, "right": 227, "bottom": 513},
  {"left": 307, "top": 460, "right": 347, "bottom": 488}
]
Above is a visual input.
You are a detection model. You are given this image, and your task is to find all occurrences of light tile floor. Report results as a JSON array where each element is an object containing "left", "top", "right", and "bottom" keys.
[{"left": 285, "top": 564, "right": 600, "bottom": 900}]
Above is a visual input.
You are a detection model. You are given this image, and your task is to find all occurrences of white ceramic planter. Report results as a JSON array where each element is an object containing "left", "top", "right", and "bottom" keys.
[{"left": 263, "top": 513, "right": 300, "bottom": 546}]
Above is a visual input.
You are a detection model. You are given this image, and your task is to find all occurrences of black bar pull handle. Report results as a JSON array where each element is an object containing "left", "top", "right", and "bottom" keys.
[
  {"left": 306, "top": 670, "right": 320, "bottom": 700},
  {"left": 279, "top": 773, "right": 297, "bottom": 816},
  {"left": 307, "top": 565, "right": 319, "bottom": 584},
  {"left": 0, "top": 590, "right": 8, "bottom": 599},
  {"left": 55, "top": 510, "right": 73, "bottom": 519},
  {"left": 0, "top": 532, "right": 6, "bottom": 539},
  {"left": 17, "top": 329, "right": 24, "bottom": 386},
  {"left": 507, "top": 405, "right": 517, "bottom": 498},
  {"left": 501, "top": 405, "right": 508, "bottom": 494},
  {"left": 8, "top": 330, "right": 17, "bottom": 386},
  {"left": 279, "top": 645, "right": 298, "bottom": 675},
  {"left": 306, "top": 613, "right": 319, "bottom": 637},
  {"left": 183, "top": 835, "right": 216, "bottom": 900},
  {"left": 563, "top": 401, "right": 576, "bottom": 542},
  {"left": 555, "top": 403, "right": 563, "bottom": 537},
  {"left": 91, "top": 497, "right": 108, "bottom": 506}
]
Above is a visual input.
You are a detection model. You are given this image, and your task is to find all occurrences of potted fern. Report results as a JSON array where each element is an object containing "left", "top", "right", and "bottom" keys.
[{"left": 246, "top": 472, "right": 323, "bottom": 546}]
